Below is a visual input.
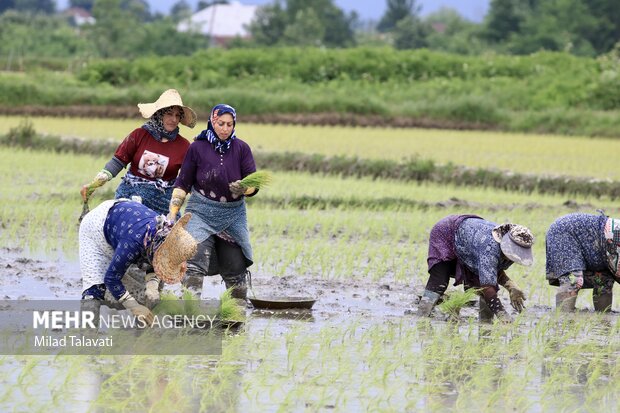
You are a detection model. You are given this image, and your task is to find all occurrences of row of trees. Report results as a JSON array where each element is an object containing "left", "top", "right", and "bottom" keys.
[
  {"left": 0, "top": 0, "right": 210, "bottom": 60},
  {"left": 0, "top": 0, "right": 619, "bottom": 58}
]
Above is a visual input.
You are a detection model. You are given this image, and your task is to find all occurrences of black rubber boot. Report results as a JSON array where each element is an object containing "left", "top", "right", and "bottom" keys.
[
  {"left": 80, "top": 298, "right": 101, "bottom": 329},
  {"left": 478, "top": 297, "right": 494, "bottom": 322},
  {"left": 182, "top": 274, "right": 204, "bottom": 297},
  {"left": 417, "top": 290, "right": 441, "bottom": 317},
  {"left": 593, "top": 291, "right": 613, "bottom": 312},
  {"left": 556, "top": 291, "right": 577, "bottom": 312},
  {"left": 225, "top": 280, "right": 248, "bottom": 300},
  {"left": 223, "top": 270, "right": 250, "bottom": 300}
]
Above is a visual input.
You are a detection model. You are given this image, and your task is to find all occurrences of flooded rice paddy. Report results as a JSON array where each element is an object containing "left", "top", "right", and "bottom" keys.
[
  {"left": 2, "top": 247, "right": 620, "bottom": 412},
  {"left": 3, "top": 119, "right": 620, "bottom": 411}
]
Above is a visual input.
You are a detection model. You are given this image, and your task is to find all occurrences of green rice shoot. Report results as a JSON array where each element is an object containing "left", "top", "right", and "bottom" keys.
[
  {"left": 153, "top": 289, "right": 202, "bottom": 317},
  {"left": 154, "top": 289, "right": 245, "bottom": 322},
  {"left": 218, "top": 288, "right": 246, "bottom": 321},
  {"left": 239, "top": 171, "right": 273, "bottom": 189},
  {"left": 438, "top": 288, "right": 480, "bottom": 318}
]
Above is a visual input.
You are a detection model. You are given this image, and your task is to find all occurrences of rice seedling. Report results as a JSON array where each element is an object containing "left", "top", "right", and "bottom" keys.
[
  {"left": 155, "top": 289, "right": 245, "bottom": 322},
  {"left": 218, "top": 289, "right": 246, "bottom": 322},
  {"left": 239, "top": 171, "right": 272, "bottom": 190},
  {"left": 438, "top": 288, "right": 480, "bottom": 318}
]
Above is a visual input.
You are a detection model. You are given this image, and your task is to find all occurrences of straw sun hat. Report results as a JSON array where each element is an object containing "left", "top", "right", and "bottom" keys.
[
  {"left": 153, "top": 213, "right": 198, "bottom": 284},
  {"left": 137, "top": 89, "right": 197, "bottom": 128}
]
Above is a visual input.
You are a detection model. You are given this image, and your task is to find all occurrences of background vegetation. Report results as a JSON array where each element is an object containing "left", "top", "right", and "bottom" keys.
[
  {"left": 0, "top": 47, "right": 619, "bottom": 136},
  {"left": 2, "top": 0, "right": 619, "bottom": 56},
  {"left": 0, "top": 0, "right": 619, "bottom": 136}
]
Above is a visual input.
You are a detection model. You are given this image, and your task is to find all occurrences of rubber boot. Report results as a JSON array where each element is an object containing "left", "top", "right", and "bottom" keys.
[
  {"left": 417, "top": 290, "right": 441, "bottom": 317},
  {"left": 593, "top": 292, "right": 613, "bottom": 312},
  {"left": 223, "top": 270, "right": 250, "bottom": 301},
  {"left": 182, "top": 274, "right": 204, "bottom": 298},
  {"left": 80, "top": 298, "right": 101, "bottom": 329},
  {"left": 556, "top": 291, "right": 577, "bottom": 312},
  {"left": 478, "top": 297, "right": 494, "bottom": 323},
  {"left": 225, "top": 279, "right": 247, "bottom": 300}
]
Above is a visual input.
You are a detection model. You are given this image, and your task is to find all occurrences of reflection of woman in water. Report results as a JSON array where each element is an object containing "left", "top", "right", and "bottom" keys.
[{"left": 80, "top": 89, "right": 196, "bottom": 215}]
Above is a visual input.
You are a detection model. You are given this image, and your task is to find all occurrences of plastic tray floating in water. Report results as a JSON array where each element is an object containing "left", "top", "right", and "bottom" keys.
[{"left": 249, "top": 296, "right": 316, "bottom": 310}]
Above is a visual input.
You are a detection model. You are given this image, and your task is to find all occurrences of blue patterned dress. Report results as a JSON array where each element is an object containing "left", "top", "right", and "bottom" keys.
[
  {"left": 455, "top": 218, "right": 513, "bottom": 287},
  {"left": 545, "top": 213, "right": 607, "bottom": 284},
  {"left": 102, "top": 202, "right": 158, "bottom": 299}
]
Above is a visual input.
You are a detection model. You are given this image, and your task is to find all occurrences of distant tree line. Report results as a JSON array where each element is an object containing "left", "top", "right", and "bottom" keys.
[{"left": 0, "top": 0, "right": 618, "bottom": 59}]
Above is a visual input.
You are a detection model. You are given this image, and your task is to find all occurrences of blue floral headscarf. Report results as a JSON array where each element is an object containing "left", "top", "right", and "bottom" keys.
[{"left": 195, "top": 104, "right": 237, "bottom": 154}]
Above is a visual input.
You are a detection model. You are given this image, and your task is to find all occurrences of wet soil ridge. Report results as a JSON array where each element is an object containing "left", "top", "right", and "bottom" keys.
[
  {"left": 252, "top": 196, "right": 593, "bottom": 212},
  {"left": 0, "top": 105, "right": 496, "bottom": 131},
  {"left": 2, "top": 125, "right": 618, "bottom": 199}
]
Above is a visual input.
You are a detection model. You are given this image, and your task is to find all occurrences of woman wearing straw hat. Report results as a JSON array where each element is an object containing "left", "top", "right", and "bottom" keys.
[
  {"left": 417, "top": 215, "right": 534, "bottom": 322},
  {"left": 547, "top": 212, "right": 620, "bottom": 312},
  {"left": 80, "top": 89, "right": 197, "bottom": 215},
  {"left": 167, "top": 104, "right": 258, "bottom": 300},
  {"left": 80, "top": 199, "right": 197, "bottom": 326}
]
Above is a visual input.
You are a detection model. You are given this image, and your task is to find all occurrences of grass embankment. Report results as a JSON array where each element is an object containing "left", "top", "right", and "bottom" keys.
[
  {"left": 1, "top": 48, "right": 619, "bottom": 136},
  {"left": 3, "top": 122, "right": 619, "bottom": 199}
]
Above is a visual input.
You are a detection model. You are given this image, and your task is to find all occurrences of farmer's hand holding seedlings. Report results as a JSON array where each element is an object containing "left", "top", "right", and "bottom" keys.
[
  {"left": 229, "top": 171, "right": 272, "bottom": 199},
  {"left": 229, "top": 180, "right": 255, "bottom": 198},
  {"left": 167, "top": 188, "right": 187, "bottom": 222},
  {"left": 81, "top": 170, "right": 112, "bottom": 202},
  {"left": 144, "top": 272, "right": 162, "bottom": 308}
]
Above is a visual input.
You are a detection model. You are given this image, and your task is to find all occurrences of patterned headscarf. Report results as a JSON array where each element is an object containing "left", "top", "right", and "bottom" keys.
[
  {"left": 604, "top": 217, "right": 620, "bottom": 276},
  {"left": 142, "top": 106, "right": 184, "bottom": 142},
  {"left": 492, "top": 223, "right": 534, "bottom": 266},
  {"left": 143, "top": 215, "right": 173, "bottom": 263},
  {"left": 195, "top": 104, "right": 237, "bottom": 154}
]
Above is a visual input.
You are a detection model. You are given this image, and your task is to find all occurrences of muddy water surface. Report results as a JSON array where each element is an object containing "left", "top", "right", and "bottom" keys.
[{"left": 2, "top": 247, "right": 620, "bottom": 412}]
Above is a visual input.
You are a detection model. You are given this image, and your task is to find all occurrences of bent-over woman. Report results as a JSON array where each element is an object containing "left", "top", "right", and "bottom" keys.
[
  {"left": 80, "top": 199, "right": 197, "bottom": 326},
  {"left": 546, "top": 212, "right": 620, "bottom": 312},
  {"left": 418, "top": 214, "right": 534, "bottom": 321}
]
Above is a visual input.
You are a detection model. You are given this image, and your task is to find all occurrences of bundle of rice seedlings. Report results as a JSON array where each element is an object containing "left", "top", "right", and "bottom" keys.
[
  {"left": 154, "top": 289, "right": 245, "bottom": 322},
  {"left": 218, "top": 288, "right": 245, "bottom": 321},
  {"left": 239, "top": 171, "right": 272, "bottom": 189},
  {"left": 153, "top": 290, "right": 198, "bottom": 316},
  {"left": 438, "top": 288, "right": 479, "bottom": 318}
]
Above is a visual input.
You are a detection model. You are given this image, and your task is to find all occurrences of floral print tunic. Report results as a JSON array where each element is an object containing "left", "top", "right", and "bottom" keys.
[{"left": 545, "top": 213, "right": 607, "bottom": 281}]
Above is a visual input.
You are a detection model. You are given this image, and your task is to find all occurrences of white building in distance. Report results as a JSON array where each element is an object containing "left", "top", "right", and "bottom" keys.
[{"left": 177, "top": 1, "right": 258, "bottom": 46}]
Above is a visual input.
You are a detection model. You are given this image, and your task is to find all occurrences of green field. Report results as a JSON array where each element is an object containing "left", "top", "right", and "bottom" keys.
[
  {"left": 2, "top": 115, "right": 620, "bottom": 180},
  {"left": 2, "top": 120, "right": 620, "bottom": 412}
]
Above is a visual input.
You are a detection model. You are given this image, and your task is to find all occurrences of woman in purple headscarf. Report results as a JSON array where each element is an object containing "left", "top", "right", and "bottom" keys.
[{"left": 168, "top": 104, "right": 258, "bottom": 299}]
